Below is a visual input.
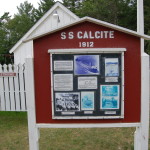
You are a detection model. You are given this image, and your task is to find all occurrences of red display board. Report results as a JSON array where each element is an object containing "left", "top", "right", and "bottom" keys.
[{"left": 33, "top": 21, "right": 141, "bottom": 124}]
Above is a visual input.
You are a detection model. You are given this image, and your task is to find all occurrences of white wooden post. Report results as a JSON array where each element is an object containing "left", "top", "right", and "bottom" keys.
[
  {"left": 25, "top": 58, "right": 39, "bottom": 150},
  {"left": 141, "top": 53, "right": 149, "bottom": 149},
  {"left": 137, "top": 0, "right": 144, "bottom": 34},
  {"left": 134, "top": 1, "right": 149, "bottom": 149},
  {"left": 134, "top": 53, "right": 149, "bottom": 150}
]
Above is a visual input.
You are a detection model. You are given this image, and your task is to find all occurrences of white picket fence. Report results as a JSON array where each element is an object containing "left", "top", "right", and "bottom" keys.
[{"left": 0, "top": 64, "right": 27, "bottom": 111}]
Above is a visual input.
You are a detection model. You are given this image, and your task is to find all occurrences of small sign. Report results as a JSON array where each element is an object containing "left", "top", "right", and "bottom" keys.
[
  {"left": 0, "top": 72, "right": 16, "bottom": 77},
  {"left": 78, "top": 77, "right": 97, "bottom": 89},
  {"left": 54, "top": 61, "right": 73, "bottom": 71},
  {"left": 105, "top": 77, "right": 118, "bottom": 82}
]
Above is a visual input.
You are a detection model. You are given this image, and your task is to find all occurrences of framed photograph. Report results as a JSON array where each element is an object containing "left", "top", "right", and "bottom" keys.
[
  {"left": 55, "top": 93, "right": 80, "bottom": 111},
  {"left": 74, "top": 55, "right": 100, "bottom": 75},
  {"left": 100, "top": 85, "right": 119, "bottom": 109},
  {"left": 81, "top": 92, "right": 94, "bottom": 110},
  {"left": 105, "top": 58, "right": 119, "bottom": 76}
]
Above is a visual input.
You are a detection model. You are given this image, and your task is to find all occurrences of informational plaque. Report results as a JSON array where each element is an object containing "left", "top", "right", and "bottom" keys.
[{"left": 51, "top": 53, "right": 123, "bottom": 119}]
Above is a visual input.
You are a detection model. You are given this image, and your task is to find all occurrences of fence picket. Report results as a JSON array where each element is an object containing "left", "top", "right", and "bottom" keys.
[
  {"left": 19, "top": 64, "right": 26, "bottom": 111},
  {"left": 8, "top": 64, "right": 16, "bottom": 111},
  {"left": 0, "top": 64, "right": 5, "bottom": 110},
  {"left": 14, "top": 65, "right": 21, "bottom": 111},
  {"left": 3, "top": 64, "right": 11, "bottom": 111}
]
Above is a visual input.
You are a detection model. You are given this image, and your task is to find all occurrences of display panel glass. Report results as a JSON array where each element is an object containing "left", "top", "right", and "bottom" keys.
[{"left": 51, "top": 53, "right": 123, "bottom": 119}]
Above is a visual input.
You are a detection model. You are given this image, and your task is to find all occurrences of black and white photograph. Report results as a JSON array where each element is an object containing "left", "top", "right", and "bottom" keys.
[{"left": 55, "top": 93, "right": 80, "bottom": 111}]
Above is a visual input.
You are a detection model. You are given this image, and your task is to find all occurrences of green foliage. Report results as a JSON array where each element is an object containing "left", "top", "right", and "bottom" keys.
[
  {"left": 144, "top": 0, "right": 150, "bottom": 54},
  {"left": 0, "top": 12, "right": 12, "bottom": 64},
  {"left": 117, "top": 0, "right": 137, "bottom": 31},
  {"left": 8, "top": 1, "right": 36, "bottom": 41},
  {"left": 62, "top": 0, "right": 83, "bottom": 13},
  {"left": 75, "top": 0, "right": 137, "bottom": 30},
  {"left": 0, "top": 1, "right": 37, "bottom": 64},
  {"left": 35, "top": 0, "right": 55, "bottom": 21}
]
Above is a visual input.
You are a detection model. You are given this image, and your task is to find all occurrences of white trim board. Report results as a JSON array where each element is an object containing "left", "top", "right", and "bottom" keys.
[
  {"left": 36, "top": 123, "right": 140, "bottom": 128},
  {"left": 48, "top": 48, "right": 126, "bottom": 53}
]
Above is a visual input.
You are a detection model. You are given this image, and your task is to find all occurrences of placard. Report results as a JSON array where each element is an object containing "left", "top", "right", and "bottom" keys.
[
  {"left": 0, "top": 72, "right": 16, "bottom": 77},
  {"left": 54, "top": 74, "right": 73, "bottom": 91},
  {"left": 78, "top": 77, "right": 97, "bottom": 89},
  {"left": 54, "top": 60, "right": 73, "bottom": 71},
  {"left": 105, "top": 77, "right": 118, "bottom": 82}
]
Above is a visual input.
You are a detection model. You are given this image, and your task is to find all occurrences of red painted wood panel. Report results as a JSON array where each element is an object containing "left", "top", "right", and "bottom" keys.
[{"left": 34, "top": 22, "right": 141, "bottom": 124}]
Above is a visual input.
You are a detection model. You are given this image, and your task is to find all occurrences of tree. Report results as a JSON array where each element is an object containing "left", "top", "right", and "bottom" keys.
[
  {"left": 0, "top": 12, "right": 13, "bottom": 64},
  {"left": 6, "top": 1, "right": 36, "bottom": 49},
  {"left": 16, "top": 1, "right": 37, "bottom": 22},
  {"left": 144, "top": 0, "right": 150, "bottom": 54},
  {"left": 62, "top": 0, "right": 83, "bottom": 13},
  {"left": 0, "top": 1, "right": 36, "bottom": 64},
  {"left": 75, "top": 0, "right": 137, "bottom": 30},
  {"left": 35, "top": 0, "right": 55, "bottom": 21},
  {"left": 117, "top": 0, "right": 137, "bottom": 31}
]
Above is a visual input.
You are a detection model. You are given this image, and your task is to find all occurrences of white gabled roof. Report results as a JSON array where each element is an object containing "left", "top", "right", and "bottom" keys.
[
  {"left": 24, "top": 16, "right": 150, "bottom": 42},
  {"left": 9, "top": 2, "right": 79, "bottom": 53}
]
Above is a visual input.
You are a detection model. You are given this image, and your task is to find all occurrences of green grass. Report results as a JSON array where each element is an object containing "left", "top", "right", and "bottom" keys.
[
  {"left": 0, "top": 112, "right": 29, "bottom": 150},
  {"left": 0, "top": 112, "right": 149, "bottom": 150}
]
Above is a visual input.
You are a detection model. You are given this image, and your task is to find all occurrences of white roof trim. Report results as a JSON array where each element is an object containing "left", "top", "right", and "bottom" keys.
[
  {"left": 24, "top": 16, "right": 150, "bottom": 42},
  {"left": 9, "top": 2, "right": 79, "bottom": 53}
]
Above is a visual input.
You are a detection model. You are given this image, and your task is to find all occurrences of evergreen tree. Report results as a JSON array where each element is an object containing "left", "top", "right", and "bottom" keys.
[
  {"left": 144, "top": 0, "right": 150, "bottom": 54},
  {"left": 62, "top": 0, "right": 83, "bottom": 13},
  {"left": 76, "top": 0, "right": 137, "bottom": 30},
  {"left": 0, "top": 1, "right": 36, "bottom": 64},
  {"left": 6, "top": 1, "right": 36, "bottom": 48},
  {"left": 0, "top": 12, "right": 12, "bottom": 64},
  {"left": 35, "top": 0, "right": 55, "bottom": 21}
]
